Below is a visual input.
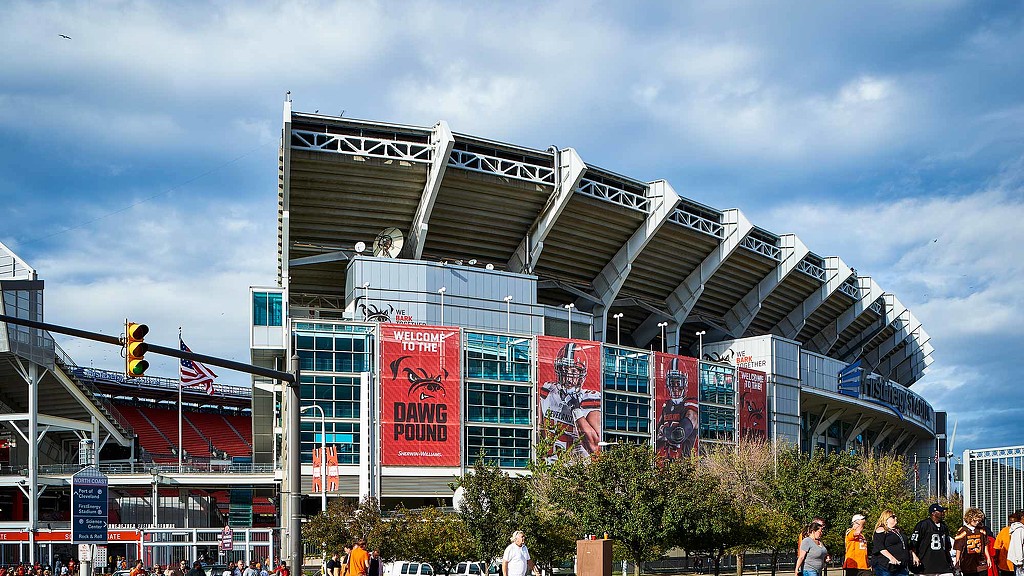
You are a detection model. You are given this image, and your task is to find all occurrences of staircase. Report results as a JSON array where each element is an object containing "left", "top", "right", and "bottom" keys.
[{"left": 53, "top": 344, "right": 135, "bottom": 441}]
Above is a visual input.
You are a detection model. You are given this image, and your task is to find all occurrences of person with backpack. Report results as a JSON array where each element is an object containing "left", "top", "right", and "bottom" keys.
[
  {"left": 1005, "top": 512, "right": 1024, "bottom": 576},
  {"left": 909, "top": 503, "right": 953, "bottom": 576}
]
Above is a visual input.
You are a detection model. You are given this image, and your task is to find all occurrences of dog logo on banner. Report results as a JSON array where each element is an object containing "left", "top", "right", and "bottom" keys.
[{"left": 325, "top": 446, "right": 339, "bottom": 491}]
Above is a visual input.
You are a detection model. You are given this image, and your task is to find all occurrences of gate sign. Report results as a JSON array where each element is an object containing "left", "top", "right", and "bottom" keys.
[
  {"left": 72, "top": 466, "right": 108, "bottom": 543},
  {"left": 219, "top": 527, "right": 234, "bottom": 551}
]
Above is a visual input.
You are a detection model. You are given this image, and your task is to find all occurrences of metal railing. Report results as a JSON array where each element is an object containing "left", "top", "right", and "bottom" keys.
[
  {"left": 26, "top": 462, "right": 276, "bottom": 476},
  {"left": 53, "top": 341, "right": 136, "bottom": 437},
  {"left": 71, "top": 366, "right": 253, "bottom": 399}
]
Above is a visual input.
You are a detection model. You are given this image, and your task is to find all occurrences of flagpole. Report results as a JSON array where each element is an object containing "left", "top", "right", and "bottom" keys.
[{"left": 178, "top": 327, "right": 183, "bottom": 472}]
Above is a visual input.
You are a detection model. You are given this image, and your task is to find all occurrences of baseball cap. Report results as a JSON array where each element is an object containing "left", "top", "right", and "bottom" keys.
[
  {"left": 929, "top": 503, "right": 947, "bottom": 514},
  {"left": 852, "top": 514, "right": 866, "bottom": 524}
]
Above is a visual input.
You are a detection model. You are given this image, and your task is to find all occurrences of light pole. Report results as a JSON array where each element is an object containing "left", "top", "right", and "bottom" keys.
[
  {"left": 503, "top": 295, "right": 513, "bottom": 332},
  {"left": 695, "top": 330, "right": 706, "bottom": 359},
  {"left": 612, "top": 313, "right": 623, "bottom": 345},
  {"left": 300, "top": 404, "right": 328, "bottom": 513},
  {"left": 438, "top": 287, "right": 446, "bottom": 326},
  {"left": 657, "top": 322, "right": 668, "bottom": 353},
  {"left": 564, "top": 303, "right": 575, "bottom": 338}
]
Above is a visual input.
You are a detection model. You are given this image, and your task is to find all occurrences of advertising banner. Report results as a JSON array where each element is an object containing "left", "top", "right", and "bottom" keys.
[
  {"left": 537, "top": 336, "right": 602, "bottom": 461},
  {"left": 737, "top": 367, "right": 768, "bottom": 441},
  {"left": 311, "top": 447, "right": 323, "bottom": 492},
  {"left": 380, "top": 324, "right": 461, "bottom": 466},
  {"left": 653, "top": 352, "right": 699, "bottom": 459},
  {"left": 325, "top": 445, "right": 340, "bottom": 490}
]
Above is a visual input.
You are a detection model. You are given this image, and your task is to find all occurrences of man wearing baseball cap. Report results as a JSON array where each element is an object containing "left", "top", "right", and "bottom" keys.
[
  {"left": 844, "top": 514, "right": 871, "bottom": 576},
  {"left": 910, "top": 503, "right": 954, "bottom": 576}
]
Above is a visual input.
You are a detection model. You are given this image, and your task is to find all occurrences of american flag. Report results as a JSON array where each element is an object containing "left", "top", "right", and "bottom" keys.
[{"left": 180, "top": 337, "right": 217, "bottom": 395}]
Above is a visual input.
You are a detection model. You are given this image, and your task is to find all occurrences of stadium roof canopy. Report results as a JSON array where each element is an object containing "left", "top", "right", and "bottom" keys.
[{"left": 279, "top": 104, "right": 931, "bottom": 388}]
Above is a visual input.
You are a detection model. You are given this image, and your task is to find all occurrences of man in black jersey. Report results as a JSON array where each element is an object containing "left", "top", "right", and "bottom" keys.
[{"left": 911, "top": 503, "right": 954, "bottom": 576}]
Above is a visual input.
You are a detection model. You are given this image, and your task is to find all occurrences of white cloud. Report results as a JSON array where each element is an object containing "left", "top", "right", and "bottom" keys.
[{"left": 33, "top": 198, "right": 276, "bottom": 384}]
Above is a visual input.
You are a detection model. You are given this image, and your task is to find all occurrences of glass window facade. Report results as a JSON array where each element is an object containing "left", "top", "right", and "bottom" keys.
[
  {"left": 465, "top": 426, "right": 532, "bottom": 468},
  {"left": 604, "top": 392, "right": 650, "bottom": 434},
  {"left": 466, "top": 382, "right": 531, "bottom": 425},
  {"left": 699, "top": 405, "right": 736, "bottom": 442},
  {"left": 300, "top": 376, "right": 361, "bottom": 419},
  {"left": 296, "top": 329, "right": 372, "bottom": 374},
  {"left": 300, "top": 419, "right": 359, "bottom": 465},
  {"left": 602, "top": 346, "right": 652, "bottom": 442},
  {"left": 464, "top": 332, "right": 534, "bottom": 468},
  {"left": 699, "top": 363, "right": 737, "bottom": 444},
  {"left": 602, "top": 347, "right": 651, "bottom": 394},
  {"left": 252, "top": 291, "right": 283, "bottom": 326},
  {"left": 465, "top": 333, "right": 531, "bottom": 382}
]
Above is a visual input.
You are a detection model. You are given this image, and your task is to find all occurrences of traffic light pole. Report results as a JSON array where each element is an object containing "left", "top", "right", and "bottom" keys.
[
  {"left": 0, "top": 314, "right": 295, "bottom": 383},
  {"left": 287, "top": 353, "right": 303, "bottom": 573}
]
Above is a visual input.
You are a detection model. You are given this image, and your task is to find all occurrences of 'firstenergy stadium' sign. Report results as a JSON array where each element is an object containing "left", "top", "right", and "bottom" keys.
[{"left": 838, "top": 361, "right": 934, "bottom": 427}]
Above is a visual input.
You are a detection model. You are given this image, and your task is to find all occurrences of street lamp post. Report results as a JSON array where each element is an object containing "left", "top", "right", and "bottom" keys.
[
  {"left": 503, "top": 295, "right": 513, "bottom": 332},
  {"left": 612, "top": 313, "right": 623, "bottom": 345},
  {"left": 438, "top": 287, "right": 446, "bottom": 326},
  {"left": 564, "top": 303, "right": 575, "bottom": 339},
  {"left": 300, "top": 404, "right": 327, "bottom": 513},
  {"left": 695, "top": 330, "right": 706, "bottom": 359},
  {"left": 657, "top": 322, "right": 668, "bottom": 353}
]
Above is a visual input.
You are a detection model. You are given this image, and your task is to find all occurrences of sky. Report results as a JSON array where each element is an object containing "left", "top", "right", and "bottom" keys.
[{"left": 1, "top": 1, "right": 1022, "bottom": 456}]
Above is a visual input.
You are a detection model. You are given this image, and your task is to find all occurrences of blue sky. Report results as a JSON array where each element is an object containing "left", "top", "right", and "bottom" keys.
[{"left": 1, "top": 1, "right": 1022, "bottom": 456}]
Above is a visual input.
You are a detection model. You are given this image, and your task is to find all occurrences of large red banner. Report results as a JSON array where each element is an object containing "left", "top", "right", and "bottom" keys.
[
  {"left": 537, "top": 336, "right": 602, "bottom": 461},
  {"left": 738, "top": 367, "right": 768, "bottom": 441},
  {"left": 653, "top": 352, "right": 699, "bottom": 459},
  {"left": 380, "top": 324, "right": 461, "bottom": 466}
]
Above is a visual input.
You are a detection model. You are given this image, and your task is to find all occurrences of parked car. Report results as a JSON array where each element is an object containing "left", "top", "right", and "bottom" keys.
[
  {"left": 452, "top": 563, "right": 485, "bottom": 576},
  {"left": 203, "top": 565, "right": 230, "bottom": 576},
  {"left": 383, "top": 562, "right": 433, "bottom": 576}
]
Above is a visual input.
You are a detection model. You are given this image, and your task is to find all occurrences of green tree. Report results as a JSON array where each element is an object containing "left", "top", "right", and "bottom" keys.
[
  {"left": 549, "top": 443, "right": 680, "bottom": 576},
  {"left": 454, "top": 458, "right": 531, "bottom": 562},
  {"left": 400, "top": 507, "right": 476, "bottom": 576},
  {"left": 303, "top": 497, "right": 385, "bottom": 561}
]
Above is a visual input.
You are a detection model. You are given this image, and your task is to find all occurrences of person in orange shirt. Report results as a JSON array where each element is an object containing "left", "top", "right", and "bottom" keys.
[
  {"left": 348, "top": 539, "right": 369, "bottom": 576},
  {"left": 994, "top": 512, "right": 1020, "bottom": 576},
  {"left": 845, "top": 514, "right": 871, "bottom": 576}
]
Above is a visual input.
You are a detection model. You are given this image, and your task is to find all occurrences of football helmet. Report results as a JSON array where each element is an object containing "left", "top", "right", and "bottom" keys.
[
  {"left": 554, "top": 342, "right": 587, "bottom": 394},
  {"left": 666, "top": 357, "right": 687, "bottom": 400}
]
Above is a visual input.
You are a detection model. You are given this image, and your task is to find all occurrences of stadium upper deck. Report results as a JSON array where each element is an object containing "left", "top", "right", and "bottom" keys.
[{"left": 279, "top": 100, "right": 931, "bottom": 384}]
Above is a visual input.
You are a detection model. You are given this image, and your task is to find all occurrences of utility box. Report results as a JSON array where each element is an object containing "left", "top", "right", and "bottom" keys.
[{"left": 576, "top": 539, "right": 612, "bottom": 576}]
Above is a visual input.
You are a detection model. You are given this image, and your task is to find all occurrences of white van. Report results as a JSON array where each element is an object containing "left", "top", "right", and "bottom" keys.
[
  {"left": 383, "top": 562, "right": 433, "bottom": 576},
  {"left": 384, "top": 562, "right": 485, "bottom": 576}
]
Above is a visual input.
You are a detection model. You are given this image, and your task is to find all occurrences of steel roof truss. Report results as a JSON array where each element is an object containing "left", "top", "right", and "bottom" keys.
[
  {"left": 507, "top": 148, "right": 586, "bottom": 273},
  {"left": 723, "top": 234, "right": 809, "bottom": 337},
  {"left": 406, "top": 121, "right": 455, "bottom": 259},
  {"left": 863, "top": 310, "right": 918, "bottom": 371},
  {"left": 773, "top": 257, "right": 853, "bottom": 339},
  {"left": 632, "top": 209, "right": 753, "bottom": 347},
  {"left": 839, "top": 294, "right": 905, "bottom": 362},
  {"left": 447, "top": 149, "right": 555, "bottom": 185},
  {"left": 290, "top": 129, "right": 433, "bottom": 163},
  {"left": 807, "top": 277, "right": 883, "bottom": 354},
  {"left": 591, "top": 181, "right": 680, "bottom": 341}
]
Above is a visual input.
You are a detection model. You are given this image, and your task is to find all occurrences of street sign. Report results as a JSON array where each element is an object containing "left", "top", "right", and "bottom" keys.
[
  {"left": 219, "top": 527, "right": 234, "bottom": 552},
  {"left": 72, "top": 466, "right": 108, "bottom": 543},
  {"left": 78, "top": 544, "right": 91, "bottom": 561},
  {"left": 94, "top": 546, "right": 107, "bottom": 568}
]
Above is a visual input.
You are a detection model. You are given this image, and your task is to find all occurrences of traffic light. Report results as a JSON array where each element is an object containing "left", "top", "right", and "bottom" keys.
[{"left": 125, "top": 321, "right": 149, "bottom": 377}]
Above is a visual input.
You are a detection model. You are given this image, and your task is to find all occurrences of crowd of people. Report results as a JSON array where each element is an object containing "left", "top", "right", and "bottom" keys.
[
  {"left": 100, "top": 557, "right": 289, "bottom": 576},
  {"left": 323, "top": 539, "right": 382, "bottom": 576},
  {"left": 0, "top": 559, "right": 78, "bottom": 576},
  {"left": 793, "top": 504, "right": 1024, "bottom": 576}
]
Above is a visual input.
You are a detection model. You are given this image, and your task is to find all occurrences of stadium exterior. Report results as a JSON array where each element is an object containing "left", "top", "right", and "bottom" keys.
[{"left": 251, "top": 98, "right": 949, "bottom": 553}]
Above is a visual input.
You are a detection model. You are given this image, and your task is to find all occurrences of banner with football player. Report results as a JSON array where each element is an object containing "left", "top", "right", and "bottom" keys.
[
  {"left": 379, "top": 324, "right": 461, "bottom": 467},
  {"left": 537, "top": 336, "right": 602, "bottom": 461},
  {"left": 738, "top": 367, "right": 768, "bottom": 441},
  {"left": 653, "top": 352, "right": 699, "bottom": 459}
]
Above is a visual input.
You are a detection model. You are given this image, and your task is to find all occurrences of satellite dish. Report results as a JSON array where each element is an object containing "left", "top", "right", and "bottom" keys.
[
  {"left": 372, "top": 228, "right": 404, "bottom": 258},
  {"left": 354, "top": 241, "right": 366, "bottom": 254},
  {"left": 485, "top": 263, "right": 494, "bottom": 270}
]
